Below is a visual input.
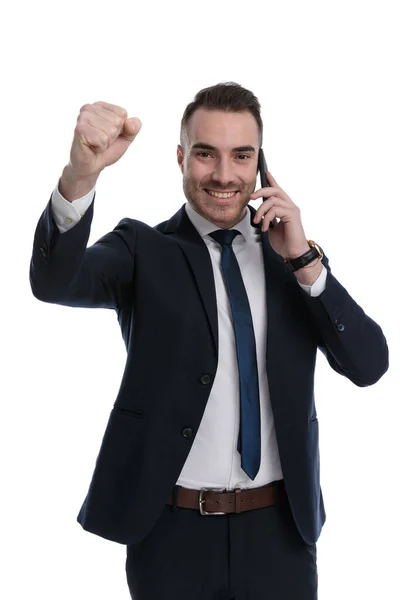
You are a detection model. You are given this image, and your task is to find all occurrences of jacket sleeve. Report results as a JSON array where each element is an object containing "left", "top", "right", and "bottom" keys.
[
  {"left": 29, "top": 192, "right": 135, "bottom": 311},
  {"left": 300, "top": 250, "right": 389, "bottom": 387}
]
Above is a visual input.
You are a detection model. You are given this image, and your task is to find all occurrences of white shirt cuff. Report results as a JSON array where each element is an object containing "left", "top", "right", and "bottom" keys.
[
  {"left": 297, "top": 264, "right": 328, "bottom": 297},
  {"left": 51, "top": 180, "right": 96, "bottom": 233}
]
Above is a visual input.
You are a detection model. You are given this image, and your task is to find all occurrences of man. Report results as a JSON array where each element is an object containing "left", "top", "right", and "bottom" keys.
[{"left": 30, "top": 82, "right": 389, "bottom": 600}]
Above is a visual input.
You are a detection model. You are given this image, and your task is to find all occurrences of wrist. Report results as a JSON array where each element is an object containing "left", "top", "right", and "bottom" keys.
[
  {"left": 59, "top": 165, "right": 99, "bottom": 202},
  {"left": 294, "top": 257, "right": 323, "bottom": 285},
  {"left": 286, "top": 243, "right": 310, "bottom": 260},
  {"left": 284, "top": 239, "right": 324, "bottom": 276}
]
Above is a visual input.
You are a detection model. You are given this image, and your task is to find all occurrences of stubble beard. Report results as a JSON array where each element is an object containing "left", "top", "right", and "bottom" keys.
[{"left": 182, "top": 175, "right": 253, "bottom": 228}]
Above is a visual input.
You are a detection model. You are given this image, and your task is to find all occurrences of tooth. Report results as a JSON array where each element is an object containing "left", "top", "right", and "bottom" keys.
[{"left": 209, "top": 190, "right": 235, "bottom": 198}]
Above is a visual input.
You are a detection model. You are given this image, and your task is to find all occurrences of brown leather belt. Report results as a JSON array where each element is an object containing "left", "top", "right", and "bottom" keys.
[{"left": 166, "top": 479, "right": 286, "bottom": 515}]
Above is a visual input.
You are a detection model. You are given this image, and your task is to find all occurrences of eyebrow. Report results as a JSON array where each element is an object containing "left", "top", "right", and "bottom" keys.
[{"left": 191, "top": 143, "right": 256, "bottom": 153}]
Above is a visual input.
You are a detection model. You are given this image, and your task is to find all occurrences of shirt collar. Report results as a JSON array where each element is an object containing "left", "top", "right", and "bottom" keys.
[{"left": 184, "top": 201, "right": 256, "bottom": 243}]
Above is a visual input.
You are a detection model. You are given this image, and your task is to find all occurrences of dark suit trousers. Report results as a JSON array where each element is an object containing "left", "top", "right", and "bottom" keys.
[{"left": 125, "top": 483, "right": 318, "bottom": 599}]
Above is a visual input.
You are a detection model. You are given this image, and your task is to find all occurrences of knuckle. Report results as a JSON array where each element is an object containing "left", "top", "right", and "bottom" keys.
[
  {"left": 75, "top": 122, "right": 87, "bottom": 137},
  {"left": 114, "top": 116, "right": 124, "bottom": 130},
  {"left": 99, "top": 132, "right": 109, "bottom": 147},
  {"left": 109, "top": 124, "right": 118, "bottom": 138},
  {"left": 79, "top": 103, "right": 92, "bottom": 114},
  {"left": 76, "top": 113, "right": 86, "bottom": 126}
]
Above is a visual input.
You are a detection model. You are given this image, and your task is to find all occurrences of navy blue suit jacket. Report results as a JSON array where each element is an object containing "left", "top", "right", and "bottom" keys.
[{"left": 30, "top": 194, "right": 389, "bottom": 546}]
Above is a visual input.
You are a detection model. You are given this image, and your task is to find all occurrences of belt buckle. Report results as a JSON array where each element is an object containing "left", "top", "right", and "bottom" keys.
[{"left": 199, "top": 487, "right": 227, "bottom": 515}]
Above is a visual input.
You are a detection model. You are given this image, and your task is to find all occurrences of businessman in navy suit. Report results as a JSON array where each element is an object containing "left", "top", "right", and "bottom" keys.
[{"left": 30, "top": 82, "right": 389, "bottom": 599}]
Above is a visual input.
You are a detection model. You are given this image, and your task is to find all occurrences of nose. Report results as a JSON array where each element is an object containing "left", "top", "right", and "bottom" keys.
[{"left": 211, "top": 157, "right": 235, "bottom": 188}]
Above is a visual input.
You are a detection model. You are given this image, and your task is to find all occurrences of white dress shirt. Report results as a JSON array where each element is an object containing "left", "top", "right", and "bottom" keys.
[{"left": 51, "top": 182, "right": 327, "bottom": 491}]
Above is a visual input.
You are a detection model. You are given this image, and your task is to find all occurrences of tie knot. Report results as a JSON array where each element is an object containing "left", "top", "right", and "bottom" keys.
[{"left": 209, "top": 229, "right": 241, "bottom": 247}]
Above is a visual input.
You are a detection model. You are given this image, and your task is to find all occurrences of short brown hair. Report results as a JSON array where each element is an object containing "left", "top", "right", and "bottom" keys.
[{"left": 180, "top": 81, "right": 263, "bottom": 148}]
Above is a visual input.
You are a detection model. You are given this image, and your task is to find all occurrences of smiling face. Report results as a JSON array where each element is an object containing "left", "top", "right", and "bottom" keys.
[{"left": 177, "top": 108, "right": 260, "bottom": 229}]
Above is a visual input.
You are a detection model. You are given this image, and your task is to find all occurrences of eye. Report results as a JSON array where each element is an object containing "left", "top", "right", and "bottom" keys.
[
  {"left": 196, "top": 151, "right": 212, "bottom": 158},
  {"left": 236, "top": 154, "right": 251, "bottom": 160}
]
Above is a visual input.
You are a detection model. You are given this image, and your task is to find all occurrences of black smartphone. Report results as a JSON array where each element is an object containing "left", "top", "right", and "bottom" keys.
[{"left": 257, "top": 148, "right": 277, "bottom": 229}]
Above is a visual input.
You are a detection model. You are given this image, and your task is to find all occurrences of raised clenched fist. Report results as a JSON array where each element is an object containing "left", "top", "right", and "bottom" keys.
[{"left": 68, "top": 101, "right": 142, "bottom": 178}]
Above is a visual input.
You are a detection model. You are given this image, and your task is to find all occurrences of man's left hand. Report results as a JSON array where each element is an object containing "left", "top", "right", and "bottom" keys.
[{"left": 250, "top": 171, "right": 310, "bottom": 259}]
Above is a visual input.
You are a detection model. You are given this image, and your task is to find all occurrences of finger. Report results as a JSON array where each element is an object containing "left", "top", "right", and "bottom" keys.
[
  {"left": 254, "top": 196, "right": 283, "bottom": 222},
  {"left": 250, "top": 186, "right": 281, "bottom": 200},
  {"left": 260, "top": 208, "right": 277, "bottom": 231},
  {"left": 90, "top": 104, "right": 128, "bottom": 130},
  {"left": 92, "top": 101, "right": 129, "bottom": 120},
  {"left": 81, "top": 110, "right": 140, "bottom": 145},
  {"left": 81, "top": 111, "right": 123, "bottom": 141},
  {"left": 75, "top": 122, "right": 110, "bottom": 152},
  {"left": 121, "top": 117, "right": 142, "bottom": 141}
]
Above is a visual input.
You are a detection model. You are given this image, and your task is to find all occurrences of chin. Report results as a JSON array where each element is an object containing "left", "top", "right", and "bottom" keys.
[{"left": 201, "top": 203, "right": 247, "bottom": 226}]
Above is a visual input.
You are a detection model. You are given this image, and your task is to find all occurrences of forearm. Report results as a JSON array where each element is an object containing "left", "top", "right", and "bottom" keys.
[
  {"left": 59, "top": 164, "right": 100, "bottom": 202},
  {"left": 299, "top": 260, "right": 389, "bottom": 386}
]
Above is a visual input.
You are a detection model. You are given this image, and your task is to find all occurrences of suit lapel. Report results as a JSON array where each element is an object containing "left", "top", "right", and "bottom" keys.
[
  {"left": 162, "top": 206, "right": 220, "bottom": 356},
  {"left": 160, "top": 204, "right": 290, "bottom": 363}
]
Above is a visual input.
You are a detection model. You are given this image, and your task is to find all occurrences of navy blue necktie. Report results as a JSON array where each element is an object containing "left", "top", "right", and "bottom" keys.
[{"left": 209, "top": 229, "right": 261, "bottom": 480}]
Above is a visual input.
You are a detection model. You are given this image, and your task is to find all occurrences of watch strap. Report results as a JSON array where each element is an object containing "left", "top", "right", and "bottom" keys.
[{"left": 284, "top": 240, "right": 323, "bottom": 272}]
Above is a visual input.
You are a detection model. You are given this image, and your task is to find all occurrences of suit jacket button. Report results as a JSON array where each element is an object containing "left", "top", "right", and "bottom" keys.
[
  {"left": 200, "top": 374, "right": 211, "bottom": 385},
  {"left": 335, "top": 321, "right": 345, "bottom": 332},
  {"left": 182, "top": 428, "right": 193, "bottom": 439},
  {"left": 40, "top": 244, "right": 48, "bottom": 258}
]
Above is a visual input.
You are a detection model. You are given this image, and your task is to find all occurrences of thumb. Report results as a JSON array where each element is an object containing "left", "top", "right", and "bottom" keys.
[{"left": 122, "top": 117, "right": 142, "bottom": 141}]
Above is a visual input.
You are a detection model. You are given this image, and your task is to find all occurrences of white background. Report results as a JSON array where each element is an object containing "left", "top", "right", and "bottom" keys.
[{"left": 1, "top": 0, "right": 399, "bottom": 598}]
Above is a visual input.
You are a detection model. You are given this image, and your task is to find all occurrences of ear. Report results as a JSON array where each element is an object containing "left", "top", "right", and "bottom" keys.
[{"left": 177, "top": 144, "right": 184, "bottom": 173}]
